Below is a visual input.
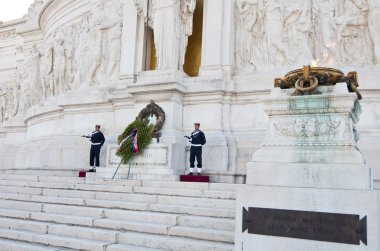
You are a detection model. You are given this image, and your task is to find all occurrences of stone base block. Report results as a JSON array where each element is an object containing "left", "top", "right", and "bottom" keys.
[{"left": 235, "top": 186, "right": 380, "bottom": 251}]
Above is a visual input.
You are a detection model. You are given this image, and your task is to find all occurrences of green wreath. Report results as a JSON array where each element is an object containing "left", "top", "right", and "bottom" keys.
[{"left": 116, "top": 117, "right": 154, "bottom": 164}]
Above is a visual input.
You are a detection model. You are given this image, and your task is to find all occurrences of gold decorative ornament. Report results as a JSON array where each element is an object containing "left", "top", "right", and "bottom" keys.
[{"left": 274, "top": 65, "right": 362, "bottom": 100}]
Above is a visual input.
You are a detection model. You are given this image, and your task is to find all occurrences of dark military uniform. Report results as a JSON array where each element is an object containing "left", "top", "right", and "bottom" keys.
[
  {"left": 189, "top": 130, "right": 206, "bottom": 175},
  {"left": 87, "top": 130, "right": 105, "bottom": 168}
]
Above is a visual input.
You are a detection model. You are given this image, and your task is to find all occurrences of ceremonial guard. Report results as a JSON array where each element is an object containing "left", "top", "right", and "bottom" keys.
[
  {"left": 83, "top": 124, "right": 105, "bottom": 172},
  {"left": 185, "top": 122, "right": 206, "bottom": 175}
]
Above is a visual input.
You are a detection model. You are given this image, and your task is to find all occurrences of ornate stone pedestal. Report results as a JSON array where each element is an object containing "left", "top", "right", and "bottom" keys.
[{"left": 235, "top": 83, "right": 380, "bottom": 250}]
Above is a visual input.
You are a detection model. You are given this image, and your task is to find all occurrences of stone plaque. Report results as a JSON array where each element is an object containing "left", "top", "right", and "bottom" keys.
[
  {"left": 107, "top": 144, "right": 168, "bottom": 166},
  {"left": 242, "top": 207, "right": 367, "bottom": 245}
]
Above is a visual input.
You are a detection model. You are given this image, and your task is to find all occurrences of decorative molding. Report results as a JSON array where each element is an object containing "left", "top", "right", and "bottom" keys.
[{"left": 273, "top": 118, "right": 341, "bottom": 138}]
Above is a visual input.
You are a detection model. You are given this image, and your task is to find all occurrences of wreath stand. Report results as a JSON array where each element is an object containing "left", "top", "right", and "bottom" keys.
[{"left": 112, "top": 155, "right": 134, "bottom": 179}]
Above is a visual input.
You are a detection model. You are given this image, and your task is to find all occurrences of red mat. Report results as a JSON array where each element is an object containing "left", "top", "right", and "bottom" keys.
[
  {"left": 180, "top": 175, "right": 209, "bottom": 182},
  {"left": 78, "top": 171, "right": 87, "bottom": 177}
]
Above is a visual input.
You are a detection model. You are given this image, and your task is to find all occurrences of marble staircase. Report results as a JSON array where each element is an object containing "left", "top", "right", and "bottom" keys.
[{"left": 0, "top": 174, "right": 239, "bottom": 251}]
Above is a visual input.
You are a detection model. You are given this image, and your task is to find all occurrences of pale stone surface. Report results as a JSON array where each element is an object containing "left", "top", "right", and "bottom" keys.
[
  {"left": 236, "top": 186, "right": 380, "bottom": 251},
  {"left": 236, "top": 85, "right": 380, "bottom": 250},
  {"left": 0, "top": 173, "right": 236, "bottom": 250},
  {"left": 0, "top": 0, "right": 378, "bottom": 183}
]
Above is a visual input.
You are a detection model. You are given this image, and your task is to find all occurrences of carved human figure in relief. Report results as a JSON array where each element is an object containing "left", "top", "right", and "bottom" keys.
[
  {"left": 53, "top": 35, "right": 67, "bottom": 95},
  {"left": 264, "top": 0, "right": 290, "bottom": 65},
  {"left": 283, "top": 0, "right": 313, "bottom": 65},
  {"left": 135, "top": 0, "right": 196, "bottom": 71},
  {"left": 76, "top": 17, "right": 91, "bottom": 87},
  {"left": 335, "top": 0, "right": 374, "bottom": 65},
  {"left": 64, "top": 25, "right": 76, "bottom": 88},
  {"left": 312, "top": 0, "right": 339, "bottom": 65},
  {"left": 18, "top": 66, "right": 31, "bottom": 114},
  {"left": 100, "top": 1, "right": 123, "bottom": 80},
  {"left": 11, "top": 84, "right": 20, "bottom": 117},
  {"left": 236, "top": 0, "right": 266, "bottom": 71},
  {"left": 40, "top": 39, "right": 54, "bottom": 99},
  {"left": 368, "top": 0, "right": 380, "bottom": 64},
  {"left": 0, "top": 88, "right": 6, "bottom": 123},
  {"left": 88, "top": 2, "right": 104, "bottom": 84},
  {"left": 26, "top": 45, "right": 42, "bottom": 105}
]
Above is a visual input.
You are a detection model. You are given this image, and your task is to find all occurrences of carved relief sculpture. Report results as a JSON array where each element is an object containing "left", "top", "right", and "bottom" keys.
[{"left": 235, "top": 0, "right": 379, "bottom": 71}]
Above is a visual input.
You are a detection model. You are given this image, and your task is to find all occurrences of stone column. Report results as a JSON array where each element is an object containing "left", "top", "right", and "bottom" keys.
[
  {"left": 119, "top": 0, "right": 145, "bottom": 83},
  {"left": 199, "top": 0, "right": 235, "bottom": 79}
]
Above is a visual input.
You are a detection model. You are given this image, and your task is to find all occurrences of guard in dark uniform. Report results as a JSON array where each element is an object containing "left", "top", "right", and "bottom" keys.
[
  {"left": 83, "top": 124, "right": 105, "bottom": 172},
  {"left": 185, "top": 122, "right": 206, "bottom": 175}
]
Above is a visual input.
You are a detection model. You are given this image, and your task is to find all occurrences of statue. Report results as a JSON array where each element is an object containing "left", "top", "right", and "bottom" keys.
[{"left": 135, "top": 0, "right": 196, "bottom": 71}]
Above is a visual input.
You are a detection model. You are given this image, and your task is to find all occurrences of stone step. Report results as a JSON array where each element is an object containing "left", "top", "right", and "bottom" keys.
[
  {"left": 33, "top": 234, "right": 112, "bottom": 251},
  {"left": 0, "top": 237, "right": 72, "bottom": 251},
  {"left": 104, "top": 208, "right": 178, "bottom": 225},
  {"left": 0, "top": 192, "right": 85, "bottom": 207},
  {"left": 0, "top": 199, "right": 43, "bottom": 212},
  {"left": 134, "top": 186, "right": 236, "bottom": 199},
  {"left": 0, "top": 207, "right": 174, "bottom": 237},
  {"left": 0, "top": 185, "right": 43, "bottom": 195},
  {"left": 0, "top": 217, "right": 48, "bottom": 234},
  {"left": 114, "top": 173, "right": 179, "bottom": 181},
  {"left": 0, "top": 174, "right": 239, "bottom": 192},
  {"left": 148, "top": 203, "right": 235, "bottom": 219},
  {"left": 0, "top": 193, "right": 233, "bottom": 220},
  {"left": 94, "top": 218, "right": 171, "bottom": 235},
  {"left": 84, "top": 198, "right": 148, "bottom": 211},
  {"left": 0, "top": 173, "right": 237, "bottom": 250},
  {"left": 156, "top": 195, "right": 235, "bottom": 209},
  {"left": 0, "top": 226, "right": 111, "bottom": 251},
  {"left": 30, "top": 212, "right": 95, "bottom": 227},
  {"left": 0, "top": 227, "right": 37, "bottom": 243},
  {"left": 0, "top": 178, "right": 236, "bottom": 200},
  {"left": 0, "top": 208, "right": 31, "bottom": 219},
  {"left": 106, "top": 243, "right": 165, "bottom": 251},
  {"left": 142, "top": 180, "right": 242, "bottom": 192},
  {"left": 0, "top": 174, "right": 39, "bottom": 182},
  {"left": 178, "top": 215, "right": 235, "bottom": 231},
  {"left": 0, "top": 179, "right": 133, "bottom": 193},
  {"left": 118, "top": 232, "right": 234, "bottom": 251},
  {"left": 43, "top": 204, "right": 104, "bottom": 218},
  {"left": 99, "top": 166, "right": 176, "bottom": 175},
  {"left": 168, "top": 226, "right": 234, "bottom": 243},
  {"left": 47, "top": 224, "right": 119, "bottom": 243},
  {"left": 0, "top": 184, "right": 235, "bottom": 209}
]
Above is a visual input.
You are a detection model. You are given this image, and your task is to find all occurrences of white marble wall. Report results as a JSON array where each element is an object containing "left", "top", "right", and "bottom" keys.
[{"left": 0, "top": 0, "right": 379, "bottom": 183}]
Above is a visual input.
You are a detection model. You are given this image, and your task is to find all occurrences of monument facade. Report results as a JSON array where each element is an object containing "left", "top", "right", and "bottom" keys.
[{"left": 0, "top": 0, "right": 379, "bottom": 183}]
